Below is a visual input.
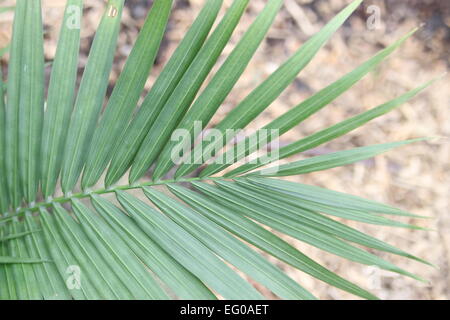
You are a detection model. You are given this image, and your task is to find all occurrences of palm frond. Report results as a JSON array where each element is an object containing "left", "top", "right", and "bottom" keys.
[{"left": 0, "top": 0, "right": 438, "bottom": 300}]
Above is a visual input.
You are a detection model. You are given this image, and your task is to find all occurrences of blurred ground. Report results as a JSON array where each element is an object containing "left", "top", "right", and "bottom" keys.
[{"left": 0, "top": 0, "right": 449, "bottom": 299}]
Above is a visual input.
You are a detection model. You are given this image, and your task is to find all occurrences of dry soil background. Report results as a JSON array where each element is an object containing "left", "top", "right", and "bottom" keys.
[{"left": 0, "top": 0, "right": 449, "bottom": 299}]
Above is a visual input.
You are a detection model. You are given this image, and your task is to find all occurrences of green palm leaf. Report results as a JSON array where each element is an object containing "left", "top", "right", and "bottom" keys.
[
  {"left": 248, "top": 139, "right": 424, "bottom": 177},
  {"left": 5, "top": 0, "right": 26, "bottom": 209},
  {"left": 128, "top": 0, "right": 250, "bottom": 184},
  {"left": 81, "top": 0, "right": 174, "bottom": 190},
  {"left": 0, "top": 69, "right": 8, "bottom": 213},
  {"left": 41, "top": 0, "right": 83, "bottom": 198},
  {"left": 0, "top": 0, "right": 439, "bottom": 300},
  {"left": 104, "top": 0, "right": 224, "bottom": 188},
  {"left": 60, "top": 0, "right": 125, "bottom": 193},
  {"left": 18, "top": 0, "right": 45, "bottom": 204}
]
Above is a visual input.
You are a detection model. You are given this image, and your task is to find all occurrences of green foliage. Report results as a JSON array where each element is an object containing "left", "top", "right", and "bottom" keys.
[{"left": 0, "top": 0, "right": 436, "bottom": 300}]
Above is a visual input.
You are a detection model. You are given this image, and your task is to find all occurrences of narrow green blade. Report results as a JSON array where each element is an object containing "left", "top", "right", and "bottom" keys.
[
  {"left": 183, "top": 181, "right": 428, "bottom": 264},
  {"left": 243, "top": 178, "right": 426, "bottom": 228},
  {"left": 199, "top": 29, "right": 418, "bottom": 177},
  {"left": 0, "top": 224, "right": 10, "bottom": 299},
  {"left": 90, "top": 195, "right": 216, "bottom": 300},
  {"left": 18, "top": 0, "right": 45, "bottom": 203},
  {"left": 0, "top": 70, "right": 9, "bottom": 213},
  {"left": 176, "top": 0, "right": 364, "bottom": 179},
  {"left": 7, "top": 220, "right": 42, "bottom": 299},
  {"left": 0, "top": 220, "right": 17, "bottom": 299},
  {"left": 128, "top": 0, "right": 250, "bottom": 184},
  {"left": 214, "top": 180, "right": 424, "bottom": 281},
  {"left": 166, "top": 184, "right": 315, "bottom": 300},
  {"left": 23, "top": 213, "right": 72, "bottom": 299},
  {"left": 5, "top": 0, "right": 27, "bottom": 208},
  {"left": 247, "top": 177, "right": 422, "bottom": 217},
  {"left": 105, "top": 0, "right": 223, "bottom": 187},
  {"left": 252, "top": 139, "right": 424, "bottom": 177},
  {"left": 53, "top": 204, "right": 132, "bottom": 299},
  {"left": 41, "top": 0, "right": 83, "bottom": 198},
  {"left": 61, "top": 0, "right": 125, "bottom": 193},
  {"left": 191, "top": 181, "right": 378, "bottom": 299},
  {"left": 234, "top": 179, "right": 431, "bottom": 264},
  {"left": 0, "top": 256, "right": 47, "bottom": 264},
  {"left": 152, "top": 0, "right": 284, "bottom": 181},
  {"left": 116, "top": 190, "right": 263, "bottom": 300},
  {"left": 71, "top": 199, "right": 169, "bottom": 299},
  {"left": 40, "top": 208, "right": 97, "bottom": 299},
  {"left": 225, "top": 78, "right": 438, "bottom": 177},
  {"left": 82, "top": 0, "right": 174, "bottom": 189},
  {"left": 0, "top": 230, "right": 37, "bottom": 242}
]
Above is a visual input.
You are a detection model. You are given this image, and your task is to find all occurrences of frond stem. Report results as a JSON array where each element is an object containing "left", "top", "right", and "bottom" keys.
[{"left": 1, "top": 176, "right": 231, "bottom": 222}]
